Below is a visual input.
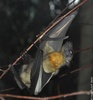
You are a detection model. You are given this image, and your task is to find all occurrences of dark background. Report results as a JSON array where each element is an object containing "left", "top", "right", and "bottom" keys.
[{"left": 0, "top": 0, "right": 93, "bottom": 100}]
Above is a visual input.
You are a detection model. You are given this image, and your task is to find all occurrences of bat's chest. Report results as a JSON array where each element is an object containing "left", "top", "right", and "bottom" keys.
[
  {"left": 49, "top": 52, "right": 65, "bottom": 68},
  {"left": 43, "top": 52, "right": 65, "bottom": 73}
]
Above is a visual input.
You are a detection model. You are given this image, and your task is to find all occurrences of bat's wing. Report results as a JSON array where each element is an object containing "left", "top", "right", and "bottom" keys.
[
  {"left": 29, "top": 49, "right": 43, "bottom": 95},
  {"left": 40, "top": 11, "right": 77, "bottom": 56},
  {"left": 29, "top": 49, "right": 54, "bottom": 95},
  {"left": 9, "top": 54, "right": 33, "bottom": 89},
  {"left": 30, "top": 10, "right": 77, "bottom": 95},
  {"left": 9, "top": 64, "right": 26, "bottom": 89}
]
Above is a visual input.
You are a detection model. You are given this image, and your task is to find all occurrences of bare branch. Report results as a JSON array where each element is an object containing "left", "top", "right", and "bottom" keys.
[
  {"left": 0, "top": 91, "right": 92, "bottom": 100},
  {"left": 0, "top": 97, "right": 5, "bottom": 100},
  {"left": 74, "top": 45, "right": 93, "bottom": 54},
  {"left": 0, "top": 88, "right": 15, "bottom": 93},
  {"left": 59, "top": 63, "right": 93, "bottom": 78}
]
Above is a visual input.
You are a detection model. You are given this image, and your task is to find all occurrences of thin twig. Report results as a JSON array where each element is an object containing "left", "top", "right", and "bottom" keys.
[
  {"left": 74, "top": 45, "right": 93, "bottom": 54},
  {"left": 0, "top": 97, "right": 5, "bottom": 100},
  {"left": 0, "top": 88, "right": 15, "bottom": 93},
  {"left": 59, "top": 63, "right": 93, "bottom": 78},
  {"left": 0, "top": 91, "right": 92, "bottom": 100}
]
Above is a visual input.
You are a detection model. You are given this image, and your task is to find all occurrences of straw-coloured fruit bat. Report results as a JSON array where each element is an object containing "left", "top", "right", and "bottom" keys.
[{"left": 10, "top": 10, "right": 77, "bottom": 95}]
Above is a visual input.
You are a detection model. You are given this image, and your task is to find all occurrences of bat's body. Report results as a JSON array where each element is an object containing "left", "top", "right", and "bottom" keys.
[{"left": 10, "top": 10, "right": 77, "bottom": 95}]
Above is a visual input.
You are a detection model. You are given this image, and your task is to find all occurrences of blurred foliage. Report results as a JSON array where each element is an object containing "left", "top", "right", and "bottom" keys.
[{"left": 0, "top": 0, "right": 68, "bottom": 65}]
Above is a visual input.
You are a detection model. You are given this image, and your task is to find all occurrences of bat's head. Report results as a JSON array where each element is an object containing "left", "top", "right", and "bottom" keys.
[{"left": 62, "top": 42, "right": 73, "bottom": 66}]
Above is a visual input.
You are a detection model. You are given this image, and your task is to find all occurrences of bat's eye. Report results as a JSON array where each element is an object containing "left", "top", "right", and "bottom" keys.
[{"left": 69, "top": 50, "right": 73, "bottom": 55}]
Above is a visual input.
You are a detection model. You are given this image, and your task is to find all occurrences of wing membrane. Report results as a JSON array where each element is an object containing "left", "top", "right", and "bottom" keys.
[{"left": 40, "top": 11, "right": 77, "bottom": 56}]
